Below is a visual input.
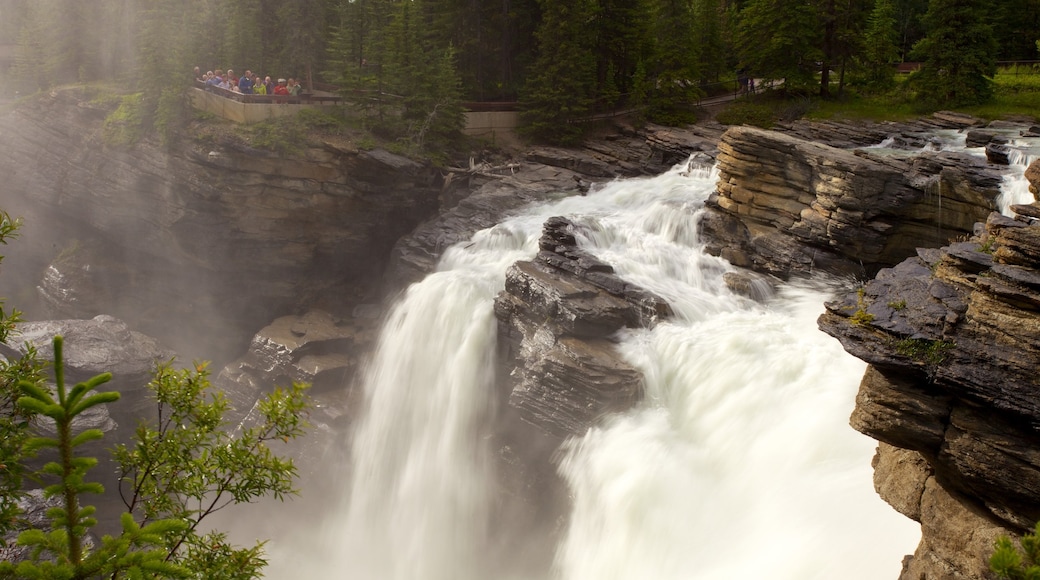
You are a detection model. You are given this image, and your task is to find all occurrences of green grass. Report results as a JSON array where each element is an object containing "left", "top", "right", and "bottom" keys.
[
  {"left": 761, "top": 69, "right": 1040, "bottom": 124},
  {"left": 960, "top": 71, "right": 1040, "bottom": 121},
  {"left": 805, "top": 92, "right": 921, "bottom": 122}
]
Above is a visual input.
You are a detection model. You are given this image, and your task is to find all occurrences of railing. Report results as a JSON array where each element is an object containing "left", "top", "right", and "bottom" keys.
[{"left": 192, "top": 80, "right": 343, "bottom": 105}]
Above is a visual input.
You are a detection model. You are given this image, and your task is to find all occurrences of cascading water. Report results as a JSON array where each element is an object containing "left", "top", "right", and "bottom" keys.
[
  {"left": 995, "top": 139, "right": 1040, "bottom": 214},
  {"left": 265, "top": 158, "right": 922, "bottom": 580}
]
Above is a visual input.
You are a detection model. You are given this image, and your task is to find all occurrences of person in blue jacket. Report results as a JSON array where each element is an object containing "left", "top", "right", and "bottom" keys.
[{"left": 238, "top": 70, "right": 254, "bottom": 94}]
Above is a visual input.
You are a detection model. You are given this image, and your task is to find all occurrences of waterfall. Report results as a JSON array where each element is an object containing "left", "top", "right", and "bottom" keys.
[
  {"left": 266, "top": 159, "right": 922, "bottom": 578},
  {"left": 996, "top": 139, "right": 1040, "bottom": 215}
]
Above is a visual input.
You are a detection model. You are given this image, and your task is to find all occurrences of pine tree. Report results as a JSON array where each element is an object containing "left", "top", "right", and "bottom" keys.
[
  {"left": 645, "top": 0, "right": 701, "bottom": 123},
  {"left": 693, "top": 0, "right": 731, "bottom": 83},
  {"left": 736, "top": 0, "right": 822, "bottom": 93},
  {"left": 859, "top": 0, "right": 900, "bottom": 91},
  {"left": 519, "top": 0, "right": 597, "bottom": 144},
  {"left": 910, "top": 0, "right": 997, "bottom": 107}
]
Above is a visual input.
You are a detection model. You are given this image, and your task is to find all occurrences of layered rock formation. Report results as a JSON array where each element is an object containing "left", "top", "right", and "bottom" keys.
[
  {"left": 494, "top": 216, "right": 671, "bottom": 437},
  {"left": 819, "top": 208, "right": 1040, "bottom": 578},
  {"left": 0, "top": 86, "right": 441, "bottom": 361},
  {"left": 700, "top": 124, "right": 1001, "bottom": 280}
]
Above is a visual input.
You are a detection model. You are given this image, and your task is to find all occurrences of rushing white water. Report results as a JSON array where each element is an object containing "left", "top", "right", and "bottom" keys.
[
  {"left": 995, "top": 139, "right": 1040, "bottom": 214},
  {"left": 264, "top": 158, "right": 925, "bottom": 580}
]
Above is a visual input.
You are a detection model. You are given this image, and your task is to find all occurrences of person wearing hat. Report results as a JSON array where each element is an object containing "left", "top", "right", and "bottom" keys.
[{"left": 273, "top": 78, "right": 289, "bottom": 103}]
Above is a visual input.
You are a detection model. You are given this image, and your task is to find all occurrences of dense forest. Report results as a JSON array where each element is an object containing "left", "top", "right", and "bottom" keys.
[{"left": 0, "top": 0, "right": 1037, "bottom": 144}]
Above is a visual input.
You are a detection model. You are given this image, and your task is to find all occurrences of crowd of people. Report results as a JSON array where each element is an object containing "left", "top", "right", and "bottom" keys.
[{"left": 193, "top": 66, "right": 303, "bottom": 98}]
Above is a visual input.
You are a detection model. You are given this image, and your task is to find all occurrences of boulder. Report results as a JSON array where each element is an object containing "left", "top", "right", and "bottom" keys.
[
  {"left": 985, "top": 142, "right": 1011, "bottom": 165},
  {"left": 0, "top": 315, "right": 175, "bottom": 425},
  {"left": 214, "top": 309, "right": 381, "bottom": 433},
  {"left": 1025, "top": 158, "right": 1040, "bottom": 196}
]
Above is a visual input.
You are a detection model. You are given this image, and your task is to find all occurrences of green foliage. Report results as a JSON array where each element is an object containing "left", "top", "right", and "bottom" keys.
[
  {"left": 893, "top": 338, "right": 953, "bottom": 365},
  {"left": 0, "top": 210, "right": 46, "bottom": 546},
  {"left": 0, "top": 344, "right": 310, "bottom": 579},
  {"left": 887, "top": 300, "right": 907, "bottom": 310},
  {"left": 112, "top": 361, "right": 310, "bottom": 577},
  {"left": 857, "top": 0, "right": 900, "bottom": 92},
  {"left": 247, "top": 118, "right": 309, "bottom": 155},
  {"left": 0, "top": 211, "right": 311, "bottom": 577},
  {"left": 737, "top": 0, "right": 822, "bottom": 93},
  {"left": 716, "top": 100, "right": 778, "bottom": 128},
  {"left": 102, "top": 93, "right": 145, "bottom": 148},
  {"left": 909, "top": 0, "right": 997, "bottom": 107},
  {"left": 519, "top": 0, "right": 598, "bottom": 144},
  {"left": 991, "top": 521, "right": 1040, "bottom": 580},
  {"left": 849, "top": 287, "right": 876, "bottom": 326},
  {"left": 1, "top": 335, "right": 189, "bottom": 580},
  {"left": 644, "top": 0, "right": 702, "bottom": 123}
]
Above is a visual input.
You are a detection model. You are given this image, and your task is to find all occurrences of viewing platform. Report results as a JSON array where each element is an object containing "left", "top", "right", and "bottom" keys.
[{"left": 191, "top": 81, "right": 521, "bottom": 146}]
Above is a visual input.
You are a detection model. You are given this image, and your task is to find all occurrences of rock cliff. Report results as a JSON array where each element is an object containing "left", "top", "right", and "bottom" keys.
[
  {"left": 494, "top": 216, "right": 671, "bottom": 437},
  {"left": 700, "top": 123, "right": 1001, "bottom": 280},
  {"left": 819, "top": 206, "right": 1040, "bottom": 578},
  {"left": 0, "top": 86, "right": 441, "bottom": 361}
]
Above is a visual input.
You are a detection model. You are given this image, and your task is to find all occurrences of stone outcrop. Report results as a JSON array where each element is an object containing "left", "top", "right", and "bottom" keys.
[
  {"left": 699, "top": 124, "right": 1001, "bottom": 280},
  {"left": 0, "top": 86, "right": 441, "bottom": 362},
  {"left": 0, "top": 315, "right": 175, "bottom": 425},
  {"left": 494, "top": 216, "right": 671, "bottom": 437},
  {"left": 215, "top": 308, "right": 380, "bottom": 427},
  {"left": 819, "top": 209, "right": 1040, "bottom": 578}
]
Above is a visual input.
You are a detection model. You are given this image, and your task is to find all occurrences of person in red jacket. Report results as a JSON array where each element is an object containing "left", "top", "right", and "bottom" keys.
[{"left": 273, "top": 78, "right": 290, "bottom": 103}]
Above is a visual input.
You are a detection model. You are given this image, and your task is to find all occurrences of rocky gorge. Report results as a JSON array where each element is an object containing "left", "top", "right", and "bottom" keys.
[{"left": 1, "top": 86, "right": 1039, "bottom": 578}]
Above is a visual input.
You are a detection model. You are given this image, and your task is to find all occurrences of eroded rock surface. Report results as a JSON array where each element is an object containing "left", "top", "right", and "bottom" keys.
[
  {"left": 215, "top": 308, "right": 379, "bottom": 428},
  {"left": 700, "top": 124, "right": 1001, "bottom": 280},
  {"left": 820, "top": 210, "right": 1040, "bottom": 578},
  {"left": 0, "top": 87, "right": 440, "bottom": 362},
  {"left": 494, "top": 216, "right": 671, "bottom": 437}
]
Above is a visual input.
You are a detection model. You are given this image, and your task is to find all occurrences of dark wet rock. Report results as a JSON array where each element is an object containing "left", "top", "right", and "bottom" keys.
[
  {"left": 985, "top": 142, "right": 1011, "bottom": 165},
  {"left": 1025, "top": 158, "right": 1040, "bottom": 197},
  {"left": 819, "top": 211, "right": 1040, "bottom": 577},
  {"left": 386, "top": 164, "right": 589, "bottom": 289},
  {"left": 494, "top": 217, "right": 671, "bottom": 437},
  {"left": 964, "top": 129, "right": 996, "bottom": 148}
]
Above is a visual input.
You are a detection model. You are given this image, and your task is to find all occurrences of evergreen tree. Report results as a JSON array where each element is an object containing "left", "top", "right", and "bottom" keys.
[
  {"left": 827, "top": 0, "right": 871, "bottom": 97},
  {"left": 275, "top": 0, "right": 330, "bottom": 88},
  {"left": 326, "top": 0, "right": 393, "bottom": 115},
  {"left": 0, "top": 211, "right": 46, "bottom": 545},
  {"left": 858, "top": 0, "right": 900, "bottom": 91},
  {"left": 645, "top": 0, "right": 701, "bottom": 123},
  {"left": 519, "top": 0, "right": 597, "bottom": 144},
  {"left": 736, "top": 0, "right": 822, "bottom": 93},
  {"left": 591, "top": 0, "right": 653, "bottom": 107},
  {"left": 693, "top": 0, "right": 731, "bottom": 83},
  {"left": 910, "top": 0, "right": 997, "bottom": 107},
  {"left": 993, "top": 0, "right": 1040, "bottom": 61},
  {"left": 991, "top": 521, "right": 1040, "bottom": 580},
  {"left": 893, "top": 0, "right": 928, "bottom": 61}
]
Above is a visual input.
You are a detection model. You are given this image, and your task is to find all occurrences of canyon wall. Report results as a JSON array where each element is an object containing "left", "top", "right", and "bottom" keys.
[
  {"left": 0, "top": 86, "right": 441, "bottom": 361},
  {"left": 705, "top": 117, "right": 1040, "bottom": 578}
]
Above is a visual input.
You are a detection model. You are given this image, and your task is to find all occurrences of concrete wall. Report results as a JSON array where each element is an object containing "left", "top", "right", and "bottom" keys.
[
  {"left": 191, "top": 89, "right": 317, "bottom": 124},
  {"left": 193, "top": 89, "right": 524, "bottom": 147},
  {"left": 463, "top": 110, "right": 521, "bottom": 147}
]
